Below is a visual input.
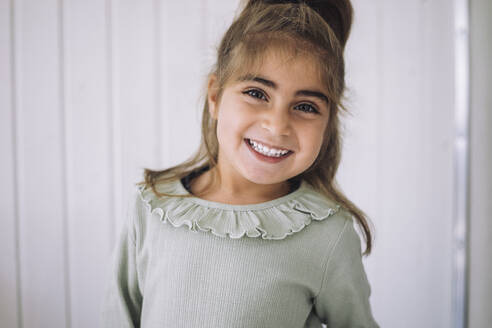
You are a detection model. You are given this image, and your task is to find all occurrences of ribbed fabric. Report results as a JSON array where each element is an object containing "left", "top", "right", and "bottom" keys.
[{"left": 100, "top": 176, "right": 379, "bottom": 328}]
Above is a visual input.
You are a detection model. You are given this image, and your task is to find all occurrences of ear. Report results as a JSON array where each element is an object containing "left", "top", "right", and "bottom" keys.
[{"left": 207, "top": 73, "right": 219, "bottom": 120}]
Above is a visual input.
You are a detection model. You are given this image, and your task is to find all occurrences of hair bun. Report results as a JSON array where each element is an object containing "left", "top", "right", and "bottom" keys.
[{"left": 245, "top": 0, "right": 353, "bottom": 49}]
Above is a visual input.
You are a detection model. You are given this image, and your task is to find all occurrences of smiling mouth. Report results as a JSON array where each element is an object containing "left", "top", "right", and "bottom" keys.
[{"left": 244, "top": 138, "right": 293, "bottom": 158}]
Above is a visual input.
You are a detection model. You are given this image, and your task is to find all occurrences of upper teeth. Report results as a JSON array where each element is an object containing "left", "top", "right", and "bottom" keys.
[{"left": 249, "top": 139, "right": 289, "bottom": 157}]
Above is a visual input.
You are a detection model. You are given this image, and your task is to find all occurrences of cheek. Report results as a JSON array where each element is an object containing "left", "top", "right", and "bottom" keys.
[
  {"left": 216, "top": 107, "right": 247, "bottom": 145},
  {"left": 300, "top": 128, "right": 326, "bottom": 159},
  {"left": 223, "top": 102, "right": 251, "bottom": 128}
]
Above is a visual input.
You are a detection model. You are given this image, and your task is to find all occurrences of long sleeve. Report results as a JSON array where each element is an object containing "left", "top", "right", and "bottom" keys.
[
  {"left": 100, "top": 195, "right": 143, "bottom": 328},
  {"left": 313, "top": 214, "right": 379, "bottom": 328}
]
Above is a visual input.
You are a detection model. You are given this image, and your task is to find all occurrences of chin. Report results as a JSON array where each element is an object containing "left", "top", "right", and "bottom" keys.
[{"left": 240, "top": 170, "right": 290, "bottom": 186}]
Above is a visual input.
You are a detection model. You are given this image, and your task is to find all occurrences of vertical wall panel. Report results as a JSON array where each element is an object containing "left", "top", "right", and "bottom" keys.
[
  {"left": 112, "top": 0, "right": 160, "bottom": 237},
  {"left": 159, "top": 0, "right": 242, "bottom": 173},
  {"left": 343, "top": 0, "right": 455, "bottom": 327},
  {"left": 107, "top": 0, "right": 120, "bottom": 252},
  {"left": 62, "top": 0, "right": 112, "bottom": 327},
  {"left": 469, "top": 0, "right": 492, "bottom": 326},
  {"left": 13, "top": 0, "right": 68, "bottom": 327},
  {"left": 419, "top": 2, "right": 455, "bottom": 327},
  {"left": 0, "top": 0, "right": 20, "bottom": 327},
  {"left": 201, "top": 0, "right": 242, "bottom": 94},
  {"left": 379, "top": 1, "right": 453, "bottom": 327},
  {"left": 204, "top": 0, "right": 242, "bottom": 61},
  {"left": 342, "top": 1, "right": 381, "bottom": 326},
  {"left": 159, "top": 0, "right": 211, "bottom": 170},
  {"left": 377, "top": 1, "right": 453, "bottom": 326},
  {"left": 343, "top": 0, "right": 381, "bottom": 220}
]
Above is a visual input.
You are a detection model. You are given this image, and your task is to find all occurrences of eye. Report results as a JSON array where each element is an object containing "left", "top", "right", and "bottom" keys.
[
  {"left": 295, "top": 103, "right": 320, "bottom": 114},
  {"left": 243, "top": 89, "right": 320, "bottom": 115},
  {"left": 243, "top": 89, "right": 267, "bottom": 101}
]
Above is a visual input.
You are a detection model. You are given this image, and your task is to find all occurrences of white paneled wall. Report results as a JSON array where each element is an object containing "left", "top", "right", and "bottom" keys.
[
  {"left": 63, "top": 1, "right": 113, "bottom": 327},
  {"left": 6, "top": 1, "right": 68, "bottom": 328},
  {"left": 341, "top": 1, "right": 455, "bottom": 327},
  {"left": 0, "top": 0, "right": 18, "bottom": 326},
  {"left": 1, "top": 0, "right": 490, "bottom": 327},
  {"left": 469, "top": 0, "right": 492, "bottom": 327}
]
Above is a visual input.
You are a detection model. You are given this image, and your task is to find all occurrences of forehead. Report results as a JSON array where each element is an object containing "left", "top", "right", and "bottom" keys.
[
  {"left": 233, "top": 50, "right": 322, "bottom": 84},
  {"left": 230, "top": 45, "right": 325, "bottom": 87}
]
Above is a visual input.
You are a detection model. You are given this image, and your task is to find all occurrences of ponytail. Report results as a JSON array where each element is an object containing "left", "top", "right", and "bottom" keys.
[{"left": 243, "top": 0, "right": 353, "bottom": 49}]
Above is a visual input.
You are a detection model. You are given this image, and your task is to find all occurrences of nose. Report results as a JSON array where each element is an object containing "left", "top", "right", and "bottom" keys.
[{"left": 260, "top": 106, "right": 291, "bottom": 137}]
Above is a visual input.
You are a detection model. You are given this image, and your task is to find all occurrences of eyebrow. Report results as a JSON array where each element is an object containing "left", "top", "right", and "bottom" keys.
[{"left": 236, "top": 74, "right": 330, "bottom": 105}]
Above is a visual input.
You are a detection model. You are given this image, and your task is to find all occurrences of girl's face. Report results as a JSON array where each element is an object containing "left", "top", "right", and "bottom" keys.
[{"left": 208, "top": 49, "right": 330, "bottom": 192}]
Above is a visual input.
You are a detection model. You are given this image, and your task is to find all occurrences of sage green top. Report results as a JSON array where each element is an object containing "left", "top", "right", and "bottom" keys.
[{"left": 100, "top": 174, "right": 379, "bottom": 327}]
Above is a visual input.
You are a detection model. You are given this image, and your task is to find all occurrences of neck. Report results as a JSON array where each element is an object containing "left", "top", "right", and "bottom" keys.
[{"left": 189, "top": 166, "right": 293, "bottom": 205}]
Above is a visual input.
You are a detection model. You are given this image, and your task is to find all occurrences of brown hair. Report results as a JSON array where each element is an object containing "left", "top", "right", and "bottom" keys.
[{"left": 137, "top": 0, "right": 376, "bottom": 256}]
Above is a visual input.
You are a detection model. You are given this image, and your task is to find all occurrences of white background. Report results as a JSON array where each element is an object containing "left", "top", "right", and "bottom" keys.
[{"left": 1, "top": 0, "right": 490, "bottom": 327}]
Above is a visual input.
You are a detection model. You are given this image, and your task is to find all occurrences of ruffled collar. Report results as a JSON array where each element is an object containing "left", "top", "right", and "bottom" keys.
[{"left": 137, "top": 176, "right": 342, "bottom": 240}]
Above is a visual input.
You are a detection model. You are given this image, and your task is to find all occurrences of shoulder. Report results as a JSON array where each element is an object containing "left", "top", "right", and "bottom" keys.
[
  {"left": 131, "top": 177, "right": 193, "bottom": 231},
  {"left": 321, "top": 208, "right": 364, "bottom": 271},
  {"left": 134, "top": 178, "right": 187, "bottom": 215},
  {"left": 315, "top": 206, "right": 360, "bottom": 256},
  {"left": 297, "top": 181, "right": 353, "bottom": 234},
  {"left": 294, "top": 182, "right": 358, "bottom": 248},
  {"left": 124, "top": 180, "right": 179, "bottom": 250}
]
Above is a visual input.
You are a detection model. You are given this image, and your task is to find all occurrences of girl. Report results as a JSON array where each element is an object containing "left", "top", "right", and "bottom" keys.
[{"left": 101, "top": 0, "right": 379, "bottom": 327}]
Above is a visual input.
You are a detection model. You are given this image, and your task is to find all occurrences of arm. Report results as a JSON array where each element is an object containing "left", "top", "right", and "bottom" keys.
[
  {"left": 313, "top": 213, "right": 379, "bottom": 328},
  {"left": 100, "top": 194, "right": 143, "bottom": 327}
]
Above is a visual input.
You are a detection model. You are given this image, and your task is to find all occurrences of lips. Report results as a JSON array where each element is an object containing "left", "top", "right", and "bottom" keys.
[
  {"left": 245, "top": 138, "right": 292, "bottom": 152},
  {"left": 244, "top": 138, "right": 294, "bottom": 163}
]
